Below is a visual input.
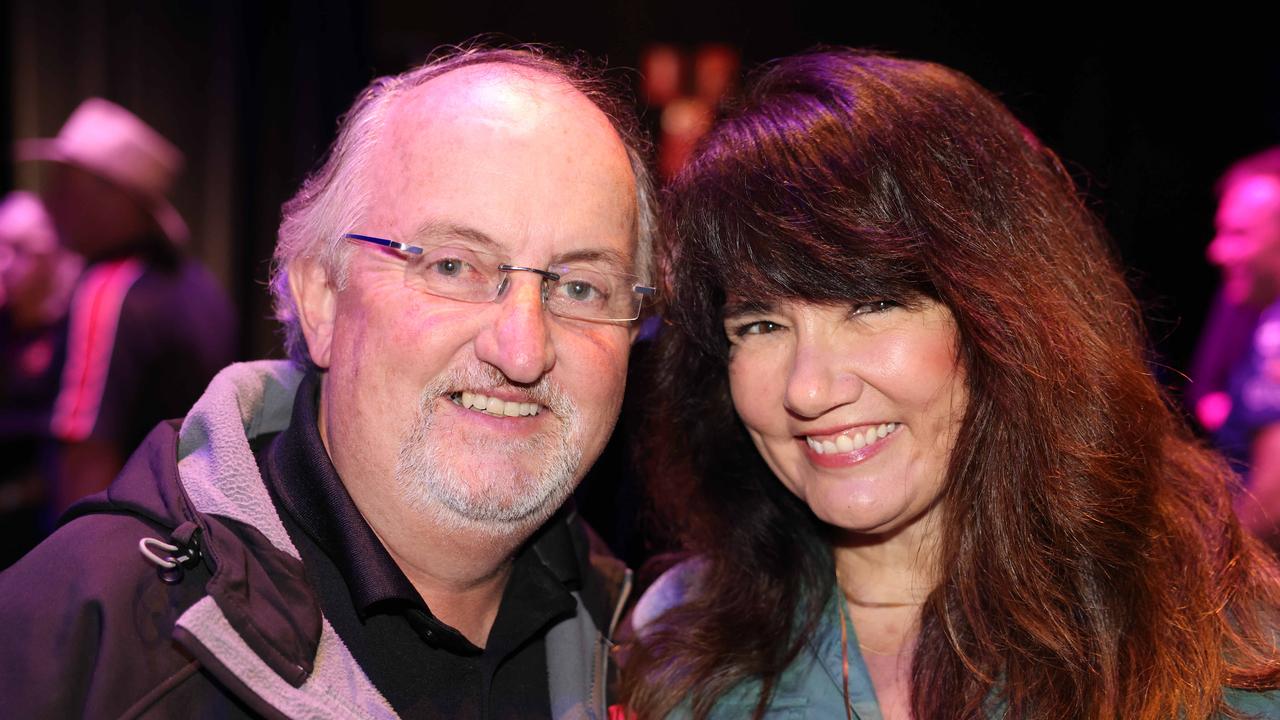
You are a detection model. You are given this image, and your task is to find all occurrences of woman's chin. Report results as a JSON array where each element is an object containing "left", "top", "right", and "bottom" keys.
[
  {"left": 810, "top": 490, "right": 940, "bottom": 541},
  {"left": 812, "top": 500, "right": 905, "bottom": 536}
]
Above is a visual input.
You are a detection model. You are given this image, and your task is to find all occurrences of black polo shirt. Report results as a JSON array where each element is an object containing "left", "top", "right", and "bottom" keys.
[{"left": 253, "top": 371, "right": 579, "bottom": 718}]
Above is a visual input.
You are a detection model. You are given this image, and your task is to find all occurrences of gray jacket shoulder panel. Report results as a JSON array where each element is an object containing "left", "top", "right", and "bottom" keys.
[{"left": 631, "top": 557, "right": 707, "bottom": 637}]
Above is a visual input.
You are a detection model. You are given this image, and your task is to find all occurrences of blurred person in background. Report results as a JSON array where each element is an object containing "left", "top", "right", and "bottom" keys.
[
  {"left": 18, "top": 98, "right": 236, "bottom": 513},
  {"left": 1186, "top": 289, "right": 1260, "bottom": 440},
  {"left": 0, "top": 191, "right": 81, "bottom": 566},
  {"left": 1201, "top": 146, "right": 1280, "bottom": 544}
]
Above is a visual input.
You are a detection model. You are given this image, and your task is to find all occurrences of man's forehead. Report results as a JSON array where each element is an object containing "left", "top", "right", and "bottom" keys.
[
  {"left": 360, "top": 62, "right": 638, "bottom": 260},
  {"left": 384, "top": 63, "right": 620, "bottom": 147}
]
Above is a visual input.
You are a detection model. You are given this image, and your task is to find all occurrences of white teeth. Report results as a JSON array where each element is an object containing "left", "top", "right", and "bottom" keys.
[
  {"left": 454, "top": 392, "right": 540, "bottom": 417},
  {"left": 806, "top": 422, "right": 899, "bottom": 456}
]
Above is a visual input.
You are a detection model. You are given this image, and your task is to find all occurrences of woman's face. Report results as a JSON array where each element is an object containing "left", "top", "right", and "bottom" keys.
[{"left": 724, "top": 297, "right": 966, "bottom": 535}]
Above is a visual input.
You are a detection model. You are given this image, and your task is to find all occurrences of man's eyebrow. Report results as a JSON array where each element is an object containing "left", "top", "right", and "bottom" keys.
[
  {"left": 411, "top": 221, "right": 502, "bottom": 251},
  {"left": 410, "top": 222, "right": 635, "bottom": 272},
  {"left": 553, "top": 248, "right": 634, "bottom": 273},
  {"left": 722, "top": 299, "right": 774, "bottom": 320}
]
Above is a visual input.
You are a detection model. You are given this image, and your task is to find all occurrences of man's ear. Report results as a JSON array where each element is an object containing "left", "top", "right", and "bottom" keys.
[{"left": 289, "top": 260, "right": 338, "bottom": 368}]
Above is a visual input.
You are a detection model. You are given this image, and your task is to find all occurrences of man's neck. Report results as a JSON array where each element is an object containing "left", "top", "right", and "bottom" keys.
[{"left": 353, "top": 491, "right": 535, "bottom": 648}]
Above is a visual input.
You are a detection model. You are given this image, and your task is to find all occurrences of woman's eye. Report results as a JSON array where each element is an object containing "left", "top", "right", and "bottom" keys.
[
  {"left": 851, "top": 300, "right": 897, "bottom": 316},
  {"left": 734, "top": 320, "right": 783, "bottom": 337}
]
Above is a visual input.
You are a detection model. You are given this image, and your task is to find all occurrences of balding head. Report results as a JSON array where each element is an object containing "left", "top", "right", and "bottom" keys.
[
  {"left": 272, "top": 47, "right": 655, "bottom": 366},
  {"left": 362, "top": 63, "right": 636, "bottom": 249}
]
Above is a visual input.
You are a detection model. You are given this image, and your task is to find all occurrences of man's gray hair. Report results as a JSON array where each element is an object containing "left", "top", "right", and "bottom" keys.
[{"left": 271, "top": 45, "right": 657, "bottom": 366}]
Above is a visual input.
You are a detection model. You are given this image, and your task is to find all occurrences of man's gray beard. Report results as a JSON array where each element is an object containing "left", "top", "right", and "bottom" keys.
[{"left": 393, "top": 365, "right": 583, "bottom": 534}]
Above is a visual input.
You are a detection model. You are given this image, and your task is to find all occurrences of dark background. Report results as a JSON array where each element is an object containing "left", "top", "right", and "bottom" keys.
[
  {"left": 3, "top": 0, "right": 1277, "bottom": 563},
  {"left": 5, "top": 1, "right": 1278, "bottom": 376}
]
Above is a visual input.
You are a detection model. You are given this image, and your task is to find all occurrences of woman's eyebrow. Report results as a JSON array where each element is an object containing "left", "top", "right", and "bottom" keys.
[{"left": 722, "top": 299, "right": 774, "bottom": 320}]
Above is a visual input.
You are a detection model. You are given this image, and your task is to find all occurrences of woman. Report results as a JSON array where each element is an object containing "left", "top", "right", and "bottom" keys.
[{"left": 622, "top": 49, "right": 1280, "bottom": 719}]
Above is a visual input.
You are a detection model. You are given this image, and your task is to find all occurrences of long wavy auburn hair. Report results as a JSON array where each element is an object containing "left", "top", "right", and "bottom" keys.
[{"left": 622, "top": 48, "right": 1280, "bottom": 719}]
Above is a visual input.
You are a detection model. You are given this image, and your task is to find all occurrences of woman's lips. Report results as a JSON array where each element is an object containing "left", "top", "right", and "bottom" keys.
[{"left": 799, "top": 422, "right": 900, "bottom": 467}]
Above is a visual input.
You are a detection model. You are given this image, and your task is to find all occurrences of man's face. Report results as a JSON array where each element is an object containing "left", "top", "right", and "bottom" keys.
[
  {"left": 1208, "top": 174, "right": 1280, "bottom": 306},
  {"left": 0, "top": 200, "right": 59, "bottom": 315},
  {"left": 42, "top": 165, "right": 152, "bottom": 258},
  {"left": 300, "top": 65, "right": 639, "bottom": 536}
]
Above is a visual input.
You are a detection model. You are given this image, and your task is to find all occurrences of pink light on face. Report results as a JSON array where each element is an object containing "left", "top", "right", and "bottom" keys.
[{"left": 1209, "top": 174, "right": 1280, "bottom": 306}]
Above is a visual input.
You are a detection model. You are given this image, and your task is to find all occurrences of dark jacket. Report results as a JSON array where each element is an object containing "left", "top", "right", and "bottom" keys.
[{"left": 0, "top": 361, "right": 632, "bottom": 719}]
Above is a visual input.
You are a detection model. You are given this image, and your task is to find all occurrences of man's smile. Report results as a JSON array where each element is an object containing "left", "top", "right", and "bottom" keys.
[{"left": 450, "top": 390, "right": 543, "bottom": 417}]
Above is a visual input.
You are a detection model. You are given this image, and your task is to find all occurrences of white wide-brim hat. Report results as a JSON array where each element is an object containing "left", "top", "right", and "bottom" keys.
[{"left": 16, "top": 98, "right": 189, "bottom": 245}]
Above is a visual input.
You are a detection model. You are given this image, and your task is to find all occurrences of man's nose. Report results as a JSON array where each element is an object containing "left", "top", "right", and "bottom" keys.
[
  {"left": 474, "top": 273, "right": 557, "bottom": 384},
  {"left": 783, "top": 336, "right": 863, "bottom": 419}
]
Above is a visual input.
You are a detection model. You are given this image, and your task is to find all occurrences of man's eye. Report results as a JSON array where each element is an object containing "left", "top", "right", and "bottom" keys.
[
  {"left": 558, "top": 279, "right": 607, "bottom": 304},
  {"left": 431, "top": 257, "right": 467, "bottom": 277},
  {"left": 734, "top": 320, "right": 783, "bottom": 337}
]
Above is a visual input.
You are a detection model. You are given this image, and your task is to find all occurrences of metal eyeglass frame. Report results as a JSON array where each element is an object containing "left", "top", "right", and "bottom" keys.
[{"left": 343, "top": 233, "right": 655, "bottom": 322}]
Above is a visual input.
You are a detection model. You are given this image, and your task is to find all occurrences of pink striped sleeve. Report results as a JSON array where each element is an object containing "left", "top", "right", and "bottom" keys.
[{"left": 50, "top": 258, "right": 146, "bottom": 442}]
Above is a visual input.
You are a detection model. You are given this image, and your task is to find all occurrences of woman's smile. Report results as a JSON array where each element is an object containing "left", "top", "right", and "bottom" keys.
[{"left": 800, "top": 421, "right": 901, "bottom": 467}]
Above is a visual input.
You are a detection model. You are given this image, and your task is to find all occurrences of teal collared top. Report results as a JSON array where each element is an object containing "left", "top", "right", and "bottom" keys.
[
  {"left": 642, "top": 572, "right": 1280, "bottom": 719},
  {"left": 662, "top": 590, "right": 886, "bottom": 720}
]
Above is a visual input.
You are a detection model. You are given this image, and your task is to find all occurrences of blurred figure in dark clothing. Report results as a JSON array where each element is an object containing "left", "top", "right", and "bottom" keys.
[
  {"left": 1187, "top": 287, "right": 1260, "bottom": 438},
  {"left": 18, "top": 99, "right": 236, "bottom": 514},
  {"left": 0, "top": 191, "right": 81, "bottom": 566},
  {"left": 1200, "top": 146, "right": 1280, "bottom": 543}
]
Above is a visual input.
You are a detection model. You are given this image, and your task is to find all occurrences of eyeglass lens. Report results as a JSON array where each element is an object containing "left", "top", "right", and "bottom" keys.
[{"left": 403, "top": 244, "right": 644, "bottom": 321}]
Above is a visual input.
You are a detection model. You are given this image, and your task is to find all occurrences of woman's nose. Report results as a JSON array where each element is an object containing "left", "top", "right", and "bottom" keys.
[{"left": 783, "top": 337, "right": 863, "bottom": 418}]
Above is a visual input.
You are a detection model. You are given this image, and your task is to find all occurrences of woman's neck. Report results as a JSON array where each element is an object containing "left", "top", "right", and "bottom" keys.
[
  {"left": 831, "top": 504, "right": 942, "bottom": 606},
  {"left": 831, "top": 508, "right": 943, "bottom": 720}
]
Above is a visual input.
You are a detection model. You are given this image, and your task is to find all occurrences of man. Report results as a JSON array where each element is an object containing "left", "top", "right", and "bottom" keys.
[
  {"left": 0, "top": 47, "right": 656, "bottom": 719},
  {"left": 17, "top": 98, "right": 237, "bottom": 512},
  {"left": 1201, "top": 147, "right": 1280, "bottom": 543}
]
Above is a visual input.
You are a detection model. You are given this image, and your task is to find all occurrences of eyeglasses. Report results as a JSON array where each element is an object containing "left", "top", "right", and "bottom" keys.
[{"left": 344, "top": 233, "right": 655, "bottom": 323}]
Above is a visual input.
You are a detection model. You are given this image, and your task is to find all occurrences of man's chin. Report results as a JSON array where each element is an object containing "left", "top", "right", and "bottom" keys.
[{"left": 397, "top": 468, "right": 577, "bottom": 535}]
